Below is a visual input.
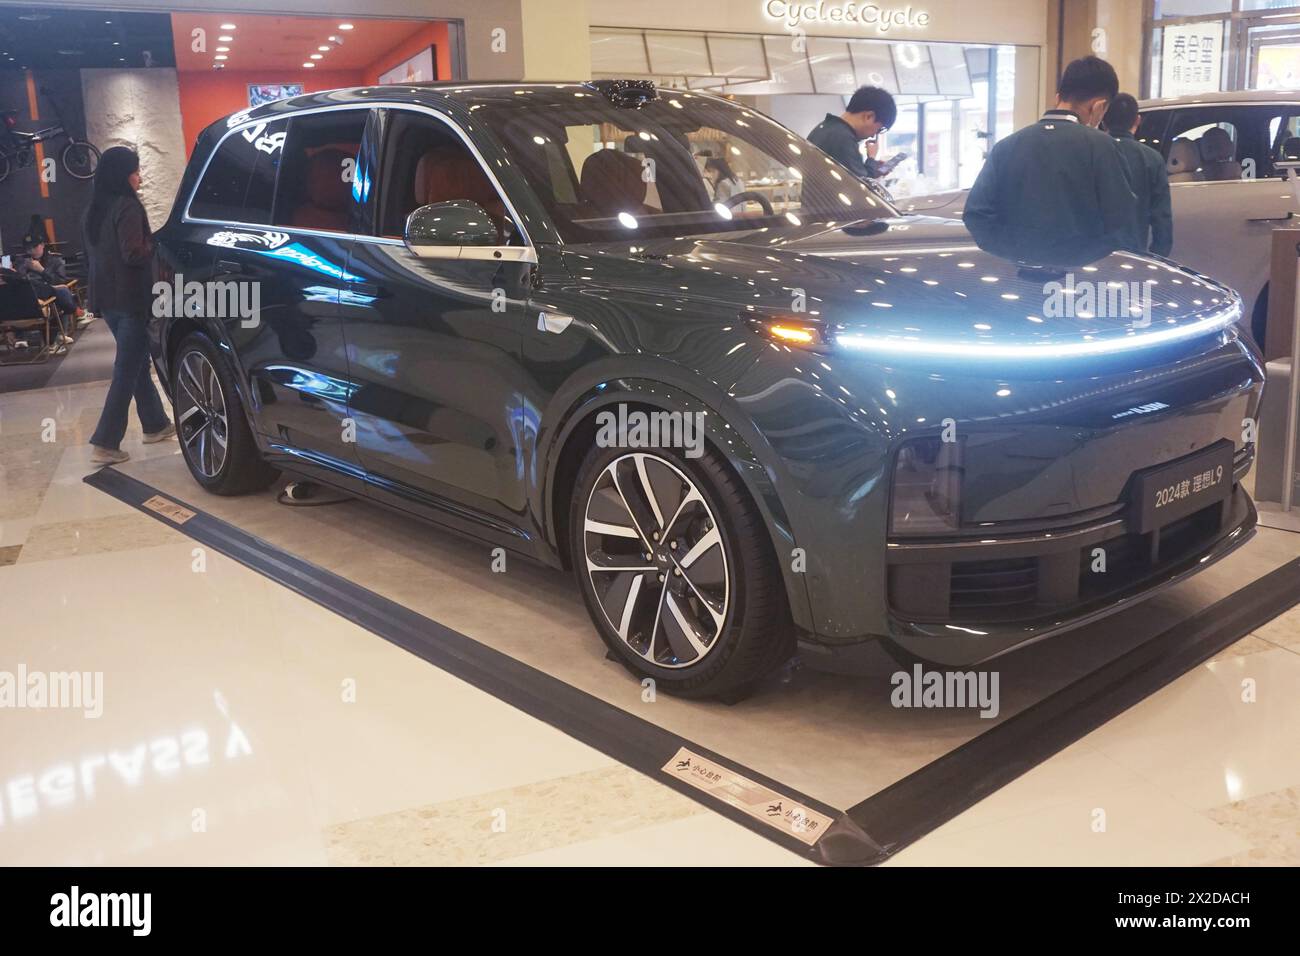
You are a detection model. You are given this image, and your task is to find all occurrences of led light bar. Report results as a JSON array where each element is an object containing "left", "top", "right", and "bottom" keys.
[{"left": 835, "top": 299, "right": 1241, "bottom": 359}]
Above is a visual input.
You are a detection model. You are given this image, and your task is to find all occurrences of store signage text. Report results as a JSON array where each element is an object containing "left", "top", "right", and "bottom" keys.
[{"left": 764, "top": 1, "right": 931, "bottom": 34}]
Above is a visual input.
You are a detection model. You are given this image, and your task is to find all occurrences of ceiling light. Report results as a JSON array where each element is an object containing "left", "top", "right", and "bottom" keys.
[
  {"left": 215, "top": 55, "right": 227, "bottom": 61},
  {"left": 216, "top": 47, "right": 230, "bottom": 52},
  {"left": 310, "top": 54, "right": 322, "bottom": 60},
  {"left": 339, "top": 23, "right": 354, "bottom": 30},
  {"left": 303, "top": 62, "right": 315, "bottom": 68},
  {"left": 318, "top": 46, "right": 330, "bottom": 52},
  {"left": 220, "top": 23, "right": 237, "bottom": 30},
  {"left": 218, "top": 35, "right": 233, "bottom": 42}
]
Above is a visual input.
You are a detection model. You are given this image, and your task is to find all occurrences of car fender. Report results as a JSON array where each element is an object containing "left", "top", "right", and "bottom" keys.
[{"left": 537, "top": 359, "right": 816, "bottom": 635}]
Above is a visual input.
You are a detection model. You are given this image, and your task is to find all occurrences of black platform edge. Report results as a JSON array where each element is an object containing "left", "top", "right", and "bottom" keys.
[
  {"left": 846, "top": 553, "right": 1300, "bottom": 853},
  {"left": 86, "top": 467, "right": 1300, "bottom": 866},
  {"left": 85, "top": 466, "right": 882, "bottom": 866}
]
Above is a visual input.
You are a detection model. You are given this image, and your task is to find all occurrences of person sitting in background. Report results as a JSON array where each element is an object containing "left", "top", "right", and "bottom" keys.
[
  {"left": 17, "top": 237, "right": 82, "bottom": 343},
  {"left": 1102, "top": 93, "right": 1173, "bottom": 257},
  {"left": 704, "top": 157, "right": 741, "bottom": 202}
]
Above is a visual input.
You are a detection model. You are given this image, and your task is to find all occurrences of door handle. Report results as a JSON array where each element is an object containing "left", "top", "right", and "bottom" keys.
[
  {"left": 537, "top": 311, "right": 573, "bottom": 334},
  {"left": 1247, "top": 211, "right": 1295, "bottom": 222},
  {"left": 347, "top": 282, "right": 390, "bottom": 299},
  {"left": 215, "top": 259, "right": 245, "bottom": 274}
]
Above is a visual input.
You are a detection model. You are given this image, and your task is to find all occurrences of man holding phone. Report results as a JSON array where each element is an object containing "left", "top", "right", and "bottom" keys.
[{"left": 807, "top": 86, "right": 900, "bottom": 183}]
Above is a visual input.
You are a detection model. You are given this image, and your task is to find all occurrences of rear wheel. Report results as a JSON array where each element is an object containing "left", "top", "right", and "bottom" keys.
[
  {"left": 60, "top": 139, "right": 99, "bottom": 179},
  {"left": 570, "top": 443, "right": 792, "bottom": 700},
  {"left": 172, "top": 333, "right": 278, "bottom": 495}
]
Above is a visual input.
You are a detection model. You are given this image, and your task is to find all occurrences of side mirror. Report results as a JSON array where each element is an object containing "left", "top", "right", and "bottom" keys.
[{"left": 404, "top": 200, "right": 498, "bottom": 257}]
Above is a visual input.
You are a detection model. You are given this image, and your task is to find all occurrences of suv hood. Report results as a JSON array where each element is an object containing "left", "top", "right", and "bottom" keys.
[{"left": 559, "top": 217, "right": 1240, "bottom": 356}]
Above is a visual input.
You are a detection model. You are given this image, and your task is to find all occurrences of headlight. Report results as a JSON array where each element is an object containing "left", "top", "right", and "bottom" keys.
[{"left": 890, "top": 436, "right": 964, "bottom": 535}]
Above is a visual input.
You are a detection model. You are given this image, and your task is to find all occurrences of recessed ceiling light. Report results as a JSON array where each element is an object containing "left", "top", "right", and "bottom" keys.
[
  {"left": 218, "top": 35, "right": 233, "bottom": 42},
  {"left": 310, "top": 54, "right": 322, "bottom": 60},
  {"left": 328, "top": 36, "right": 341, "bottom": 43},
  {"left": 303, "top": 62, "right": 315, "bottom": 68},
  {"left": 339, "top": 23, "right": 354, "bottom": 30},
  {"left": 220, "top": 23, "right": 237, "bottom": 30},
  {"left": 215, "top": 55, "right": 227, "bottom": 61},
  {"left": 216, "top": 47, "right": 230, "bottom": 52},
  {"left": 318, "top": 46, "right": 330, "bottom": 51}
]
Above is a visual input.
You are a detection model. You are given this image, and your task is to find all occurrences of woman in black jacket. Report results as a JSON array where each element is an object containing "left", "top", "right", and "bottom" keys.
[{"left": 86, "top": 147, "right": 173, "bottom": 464}]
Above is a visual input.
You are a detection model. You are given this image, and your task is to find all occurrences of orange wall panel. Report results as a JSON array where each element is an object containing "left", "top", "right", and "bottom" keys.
[
  {"left": 176, "top": 69, "right": 363, "bottom": 158},
  {"left": 363, "top": 22, "right": 451, "bottom": 86}
]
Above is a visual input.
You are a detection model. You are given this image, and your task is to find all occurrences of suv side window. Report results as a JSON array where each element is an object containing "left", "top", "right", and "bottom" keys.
[
  {"left": 271, "top": 109, "right": 369, "bottom": 234},
  {"left": 1135, "top": 109, "right": 1171, "bottom": 156},
  {"left": 1165, "top": 106, "right": 1285, "bottom": 181},
  {"left": 189, "top": 117, "right": 288, "bottom": 223},
  {"left": 375, "top": 109, "right": 519, "bottom": 244}
]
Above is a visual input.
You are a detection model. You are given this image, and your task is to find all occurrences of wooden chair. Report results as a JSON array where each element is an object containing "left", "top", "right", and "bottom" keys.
[{"left": 0, "top": 275, "right": 57, "bottom": 365}]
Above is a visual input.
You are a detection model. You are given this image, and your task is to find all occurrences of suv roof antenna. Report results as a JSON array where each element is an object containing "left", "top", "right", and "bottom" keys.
[{"left": 582, "top": 79, "right": 658, "bottom": 108}]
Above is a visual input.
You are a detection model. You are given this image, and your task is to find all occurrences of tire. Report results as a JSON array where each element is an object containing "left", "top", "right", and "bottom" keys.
[
  {"left": 172, "top": 333, "right": 278, "bottom": 495},
  {"left": 61, "top": 139, "right": 99, "bottom": 180},
  {"left": 0, "top": 153, "right": 9, "bottom": 184},
  {"left": 569, "top": 440, "right": 793, "bottom": 700},
  {"left": 1251, "top": 283, "right": 1269, "bottom": 351}
]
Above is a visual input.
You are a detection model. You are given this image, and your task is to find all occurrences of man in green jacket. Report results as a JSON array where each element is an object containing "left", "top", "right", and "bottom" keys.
[
  {"left": 963, "top": 56, "right": 1135, "bottom": 265},
  {"left": 807, "top": 86, "right": 897, "bottom": 182},
  {"left": 1103, "top": 93, "right": 1174, "bottom": 256}
]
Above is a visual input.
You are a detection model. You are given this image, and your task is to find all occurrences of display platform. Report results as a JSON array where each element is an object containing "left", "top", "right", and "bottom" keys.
[{"left": 86, "top": 452, "right": 1300, "bottom": 865}]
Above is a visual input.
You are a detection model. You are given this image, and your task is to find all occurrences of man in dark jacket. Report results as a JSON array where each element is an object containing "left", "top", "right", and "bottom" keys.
[
  {"left": 1103, "top": 93, "right": 1173, "bottom": 256},
  {"left": 963, "top": 56, "right": 1135, "bottom": 264},
  {"left": 807, "top": 86, "right": 897, "bottom": 182}
]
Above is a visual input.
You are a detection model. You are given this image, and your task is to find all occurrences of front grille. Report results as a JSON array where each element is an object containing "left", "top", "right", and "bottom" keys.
[
  {"left": 889, "top": 491, "right": 1237, "bottom": 625},
  {"left": 949, "top": 557, "right": 1037, "bottom": 611}
]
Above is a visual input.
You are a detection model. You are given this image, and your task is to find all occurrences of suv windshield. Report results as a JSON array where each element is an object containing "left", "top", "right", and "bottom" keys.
[{"left": 475, "top": 90, "right": 894, "bottom": 242}]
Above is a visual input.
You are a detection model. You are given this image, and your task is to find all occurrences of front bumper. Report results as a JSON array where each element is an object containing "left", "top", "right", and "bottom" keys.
[{"left": 800, "top": 447, "right": 1256, "bottom": 671}]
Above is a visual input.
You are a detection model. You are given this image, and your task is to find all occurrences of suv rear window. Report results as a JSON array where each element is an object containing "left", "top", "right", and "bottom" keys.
[{"left": 189, "top": 117, "right": 287, "bottom": 223}]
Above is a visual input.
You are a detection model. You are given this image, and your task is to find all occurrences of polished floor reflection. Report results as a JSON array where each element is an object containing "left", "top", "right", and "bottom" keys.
[{"left": 1, "top": 379, "right": 1298, "bottom": 865}]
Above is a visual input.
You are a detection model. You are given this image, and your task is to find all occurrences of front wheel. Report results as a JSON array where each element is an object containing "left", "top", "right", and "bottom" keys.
[
  {"left": 61, "top": 139, "right": 99, "bottom": 179},
  {"left": 172, "top": 333, "right": 278, "bottom": 495},
  {"left": 570, "top": 443, "right": 793, "bottom": 700}
]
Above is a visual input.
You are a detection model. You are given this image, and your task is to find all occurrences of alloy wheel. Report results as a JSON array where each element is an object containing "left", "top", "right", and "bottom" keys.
[
  {"left": 175, "top": 350, "right": 230, "bottom": 478},
  {"left": 583, "top": 452, "right": 730, "bottom": 669}
]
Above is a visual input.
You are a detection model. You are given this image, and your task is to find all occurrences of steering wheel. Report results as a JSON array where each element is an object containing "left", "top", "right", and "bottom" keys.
[{"left": 723, "top": 190, "right": 774, "bottom": 216}]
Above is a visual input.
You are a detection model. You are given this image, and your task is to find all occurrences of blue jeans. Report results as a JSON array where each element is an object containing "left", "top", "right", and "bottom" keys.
[{"left": 90, "top": 310, "right": 170, "bottom": 450}]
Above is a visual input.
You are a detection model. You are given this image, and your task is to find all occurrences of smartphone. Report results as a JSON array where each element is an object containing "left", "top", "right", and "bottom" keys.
[{"left": 0, "top": 255, "right": 11, "bottom": 270}]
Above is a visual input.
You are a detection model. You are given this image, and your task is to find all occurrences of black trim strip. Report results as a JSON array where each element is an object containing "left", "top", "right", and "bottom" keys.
[
  {"left": 84, "top": 467, "right": 880, "bottom": 866},
  {"left": 848, "top": 551, "right": 1300, "bottom": 851},
  {"left": 84, "top": 467, "right": 1300, "bottom": 866}
]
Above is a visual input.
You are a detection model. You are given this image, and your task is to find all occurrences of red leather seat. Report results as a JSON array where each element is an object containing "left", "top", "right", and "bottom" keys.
[
  {"left": 413, "top": 147, "right": 508, "bottom": 238},
  {"left": 579, "top": 149, "right": 656, "bottom": 219},
  {"left": 292, "top": 148, "right": 353, "bottom": 231}
]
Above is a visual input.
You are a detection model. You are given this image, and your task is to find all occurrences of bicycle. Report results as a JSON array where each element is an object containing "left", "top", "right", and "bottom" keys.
[{"left": 0, "top": 88, "right": 100, "bottom": 183}]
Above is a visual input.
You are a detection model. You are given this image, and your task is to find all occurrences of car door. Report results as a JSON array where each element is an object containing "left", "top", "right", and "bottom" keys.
[
  {"left": 341, "top": 106, "right": 531, "bottom": 545},
  {"left": 1151, "top": 104, "right": 1298, "bottom": 331},
  {"left": 191, "top": 107, "right": 370, "bottom": 488}
]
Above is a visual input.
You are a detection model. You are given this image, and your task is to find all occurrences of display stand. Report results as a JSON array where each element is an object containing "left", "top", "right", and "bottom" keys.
[{"left": 1253, "top": 158, "right": 1300, "bottom": 531}]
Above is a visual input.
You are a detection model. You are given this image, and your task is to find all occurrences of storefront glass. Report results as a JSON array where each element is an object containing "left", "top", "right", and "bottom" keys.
[{"left": 1147, "top": 1, "right": 1300, "bottom": 94}]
